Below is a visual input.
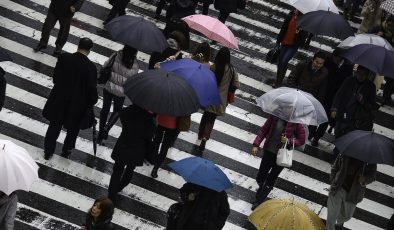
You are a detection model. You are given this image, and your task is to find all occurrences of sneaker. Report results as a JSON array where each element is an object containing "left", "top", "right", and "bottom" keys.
[{"left": 151, "top": 167, "right": 159, "bottom": 178}]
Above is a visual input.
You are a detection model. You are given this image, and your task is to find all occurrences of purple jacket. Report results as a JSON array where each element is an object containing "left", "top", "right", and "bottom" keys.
[{"left": 253, "top": 115, "right": 306, "bottom": 150}]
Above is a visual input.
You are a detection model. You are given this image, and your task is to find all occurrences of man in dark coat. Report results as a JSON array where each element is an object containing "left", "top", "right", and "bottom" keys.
[
  {"left": 214, "top": 0, "right": 243, "bottom": 23},
  {"left": 103, "top": 0, "right": 130, "bottom": 25},
  {"left": 34, "top": 0, "right": 85, "bottom": 55},
  {"left": 42, "top": 38, "right": 98, "bottom": 160},
  {"left": 0, "top": 67, "right": 6, "bottom": 112},
  {"left": 107, "top": 104, "right": 155, "bottom": 202}
]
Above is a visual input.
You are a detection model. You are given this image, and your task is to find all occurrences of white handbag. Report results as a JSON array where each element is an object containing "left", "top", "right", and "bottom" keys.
[{"left": 276, "top": 138, "right": 294, "bottom": 167}]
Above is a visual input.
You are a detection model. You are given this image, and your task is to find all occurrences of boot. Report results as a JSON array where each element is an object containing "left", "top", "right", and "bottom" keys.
[
  {"left": 199, "top": 138, "right": 207, "bottom": 151},
  {"left": 252, "top": 185, "right": 273, "bottom": 210},
  {"left": 151, "top": 167, "right": 159, "bottom": 178},
  {"left": 53, "top": 46, "right": 62, "bottom": 56},
  {"left": 44, "top": 152, "right": 53, "bottom": 160},
  {"left": 275, "top": 68, "right": 286, "bottom": 87},
  {"left": 33, "top": 43, "right": 47, "bottom": 52}
]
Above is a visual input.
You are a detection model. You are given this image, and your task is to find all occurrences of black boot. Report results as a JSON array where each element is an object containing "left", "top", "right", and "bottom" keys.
[
  {"left": 44, "top": 152, "right": 53, "bottom": 160},
  {"left": 199, "top": 138, "right": 207, "bottom": 151},
  {"left": 61, "top": 149, "right": 72, "bottom": 158},
  {"left": 53, "top": 46, "right": 62, "bottom": 56},
  {"left": 151, "top": 167, "right": 159, "bottom": 178},
  {"left": 33, "top": 43, "right": 47, "bottom": 52},
  {"left": 252, "top": 185, "right": 273, "bottom": 210}
]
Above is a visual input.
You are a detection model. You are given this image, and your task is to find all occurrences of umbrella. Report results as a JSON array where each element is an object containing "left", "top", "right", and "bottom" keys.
[
  {"left": 0, "top": 48, "right": 12, "bottom": 62},
  {"left": 286, "top": 0, "right": 339, "bottom": 14},
  {"left": 249, "top": 199, "right": 325, "bottom": 230},
  {"left": 334, "top": 130, "right": 394, "bottom": 166},
  {"left": 168, "top": 156, "right": 232, "bottom": 192},
  {"left": 256, "top": 87, "right": 328, "bottom": 126},
  {"left": 338, "top": 34, "right": 394, "bottom": 50},
  {"left": 105, "top": 15, "right": 168, "bottom": 53},
  {"left": 182, "top": 14, "right": 239, "bottom": 50},
  {"left": 297, "top": 10, "right": 354, "bottom": 39},
  {"left": 380, "top": 0, "right": 394, "bottom": 14},
  {"left": 160, "top": 58, "right": 221, "bottom": 107},
  {"left": 123, "top": 69, "right": 200, "bottom": 116},
  {"left": 0, "top": 139, "right": 39, "bottom": 195},
  {"left": 339, "top": 44, "right": 394, "bottom": 78}
]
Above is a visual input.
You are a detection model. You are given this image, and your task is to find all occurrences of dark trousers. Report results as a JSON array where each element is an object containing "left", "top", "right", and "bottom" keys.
[
  {"left": 44, "top": 122, "right": 80, "bottom": 155},
  {"left": 152, "top": 125, "right": 179, "bottom": 168},
  {"left": 312, "top": 122, "right": 329, "bottom": 140},
  {"left": 201, "top": 3, "right": 210, "bottom": 15},
  {"left": 155, "top": 0, "right": 167, "bottom": 15},
  {"left": 276, "top": 45, "right": 298, "bottom": 86},
  {"left": 108, "top": 161, "right": 136, "bottom": 199},
  {"left": 198, "top": 111, "right": 217, "bottom": 140},
  {"left": 105, "top": 0, "right": 129, "bottom": 22},
  {"left": 99, "top": 89, "right": 125, "bottom": 134},
  {"left": 218, "top": 11, "right": 230, "bottom": 23},
  {"left": 39, "top": 11, "right": 72, "bottom": 48}
]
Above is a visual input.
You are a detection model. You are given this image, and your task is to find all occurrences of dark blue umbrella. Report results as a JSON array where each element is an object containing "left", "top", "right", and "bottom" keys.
[
  {"left": 168, "top": 156, "right": 232, "bottom": 192},
  {"left": 335, "top": 130, "right": 394, "bottom": 166},
  {"left": 160, "top": 59, "right": 221, "bottom": 107},
  {"left": 105, "top": 15, "right": 168, "bottom": 53},
  {"left": 297, "top": 10, "right": 354, "bottom": 39},
  {"left": 339, "top": 44, "right": 394, "bottom": 78}
]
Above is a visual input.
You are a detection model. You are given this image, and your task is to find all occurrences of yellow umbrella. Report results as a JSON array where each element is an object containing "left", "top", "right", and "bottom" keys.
[{"left": 248, "top": 199, "right": 325, "bottom": 230}]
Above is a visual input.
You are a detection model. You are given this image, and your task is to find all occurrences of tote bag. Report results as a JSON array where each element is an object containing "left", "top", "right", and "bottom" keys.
[{"left": 276, "top": 138, "right": 294, "bottom": 167}]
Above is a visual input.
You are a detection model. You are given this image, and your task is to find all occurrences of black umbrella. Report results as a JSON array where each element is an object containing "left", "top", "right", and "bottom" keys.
[
  {"left": 297, "top": 10, "right": 354, "bottom": 39},
  {"left": 335, "top": 130, "right": 394, "bottom": 166},
  {"left": 0, "top": 48, "right": 12, "bottom": 62},
  {"left": 104, "top": 15, "right": 168, "bottom": 53},
  {"left": 123, "top": 69, "right": 200, "bottom": 116}
]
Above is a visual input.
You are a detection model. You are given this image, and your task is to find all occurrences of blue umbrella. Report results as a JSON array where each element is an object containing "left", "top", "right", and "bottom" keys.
[
  {"left": 160, "top": 59, "right": 221, "bottom": 107},
  {"left": 168, "top": 156, "right": 232, "bottom": 192}
]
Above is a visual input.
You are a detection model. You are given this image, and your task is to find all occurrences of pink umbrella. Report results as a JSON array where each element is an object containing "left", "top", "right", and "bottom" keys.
[{"left": 182, "top": 14, "right": 239, "bottom": 50}]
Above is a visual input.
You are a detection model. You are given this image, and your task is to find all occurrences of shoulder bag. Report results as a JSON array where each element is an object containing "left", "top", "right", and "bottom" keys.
[
  {"left": 98, "top": 54, "right": 117, "bottom": 84},
  {"left": 266, "top": 45, "right": 280, "bottom": 64},
  {"left": 276, "top": 138, "right": 294, "bottom": 167},
  {"left": 227, "top": 66, "right": 238, "bottom": 104}
]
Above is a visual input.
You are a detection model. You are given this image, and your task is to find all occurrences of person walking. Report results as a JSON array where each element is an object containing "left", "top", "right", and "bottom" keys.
[
  {"left": 80, "top": 197, "right": 114, "bottom": 230},
  {"left": 97, "top": 45, "right": 139, "bottom": 145},
  {"left": 198, "top": 0, "right": 213, "bottom": 15},
  {"left": 166, "top": 0, "right": 198, "bottom": 22},
  {"left": 149, "top": 31, "right": 186, "bottom": 69},
  {"left": 197, "top": 47, "right": 240, "bottom": 152},
  {"left": 33, "top": 0, "right": 85, "bottom": 55},
  {"left": 42, "top": 38, "right": 98, "bottom": 160},
  {"left": 274, "top": 8, "right": 312, "bottom": 88},
  {"left": 250, "top": 114, "right": 306, "bottom": 210},
  {"left": 213, "top": 0, "right": 237, "bottom": 24},
  {"left": 190, "top": 41, "right": 211, "bottom": 66},
  {"left": 357, "top": 0, "right": 383, "bottom": 34},
  {"left": 103, "top": 0, "right": 130, "bottom": 25},
  {"left": 0, "top": 67, "right": 6, "bottom": 112},
  {"left": 326, "top": 155, "right": 376, "bottom": 230},
  {"left": 166, "top": 182, "right": 230, "bottom": 230},
  {"left": 0, "top": 191, "right": 17, "bottom": 230},
  {"left": 107, "top": 104, "right": 155, "bottom": 202}
]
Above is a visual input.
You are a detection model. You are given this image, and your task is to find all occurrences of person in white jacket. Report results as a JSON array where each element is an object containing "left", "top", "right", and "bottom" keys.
[{"left": 98, "top": 45, "right": 139, "bottom": 145}]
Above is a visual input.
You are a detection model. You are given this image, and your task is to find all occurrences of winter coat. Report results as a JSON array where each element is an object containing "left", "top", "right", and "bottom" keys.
[
  {"left": 42, "top": 52, "right": 98, "bottom": 130},
  {"left": 84, "top": 213, "right": 114, "bottom": 230},
  {"left": 163, "top": 20, "right": 191, "bottom": 50},
  {"left": 329, "top": 155, "right": 376, "bottom": 203},
  {"left": 0, "top": 67, "right": 6, "bottom": 111},
  {"left": 276, "top": 11, "right": 312, "bottom": 47},
  {"left": 287, "top": 61, "right": 328, "bottom": 103},
  {"left": 0, "top": 192, "right": 17, "bottom": 230},
  {"left": 357, "top": 0, "right": 383, "bottom": 34},
  {"left": 49, "top": 0, "right": 85, "bottom": 18},
  {"left": 103, "top": 51, "right": 139, "bottom": 97},
  {"left": 253, "top": 115, "right": 306, "bottom": 151},
  {"left": 205, "top": 65, "right": 240, "bottom": 116},
  {"left": 171, "top": 183, "right": 230, "bottom": 230},
  {"left": 214, "top": 0, "right": 238, "bottom": 13},
  {"left": 331, "top": 77, "right": 377, "bottom": 137},
  {"left": 148, "top": 46, "right": 181, "bottom": 69},
  {"left": 111, "top": 105, "right": 155, "bottom": 166}
]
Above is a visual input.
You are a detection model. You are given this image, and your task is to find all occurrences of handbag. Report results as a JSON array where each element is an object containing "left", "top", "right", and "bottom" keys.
[
  {"left": 266, "top": 45, "right": 280, "bottom": 64},
  {"left": 276, "top": 138, "right": 294, "bottom": 167},
  {"left": 227, "top": 66, "right": 238, "bottom": 104},
  {"left": 98, "top": 54, "right": 117, "bottom": 84}
]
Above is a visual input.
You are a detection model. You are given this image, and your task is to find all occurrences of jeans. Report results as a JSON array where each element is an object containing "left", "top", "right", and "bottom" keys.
[
  {"left": 99, "top": 89, "right": 125, "bottom": 134},
  {"left": 44, "top": 122, "right": 80, "bottom": 155},
  {"left": 152, "top": 125, "right": 179, "bottom": 168},
  {"left": 39, "top": 11, "right": 72, "bottom": 49},
  {"left": 108, "top": 161, "right": 136, "bottom": 199},
  {"left": 276, "top": 45, "right": 298, "bottom": 86},
  {"left": 326, "top": 188, "right": 357, "bottom": 230},
  {"left": 198, "top": 111, "right": 217, "bottom": 140}
]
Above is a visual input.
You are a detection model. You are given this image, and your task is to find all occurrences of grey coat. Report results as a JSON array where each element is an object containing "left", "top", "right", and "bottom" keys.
[
  {"left": 0, "top": 192, "right": 17, "bottom": 230},
  {"left": 329, "top": 155, "right": 376, "bottom": 204}
]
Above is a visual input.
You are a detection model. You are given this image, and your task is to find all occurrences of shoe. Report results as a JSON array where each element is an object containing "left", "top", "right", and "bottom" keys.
[
  {"left": 151, "top": 167, "right": 159, "bottom": 178},
  {"left": 311, "top": 138, "right": 319, "bottom": 147},
  {"left": 44, "top": 152, "right": 53, "bottom": 160},
  {"left": 61, "top": 150, "right": 72, "bottom": 158},
  {"left": 53, "top": 46, "right": 62, "bottom": 56},
  {"left": 199, "top": 138, "right": 207, "bottom": 151},
  {"left": 33, "top": 43, "right": 47, "bottom": 52}
]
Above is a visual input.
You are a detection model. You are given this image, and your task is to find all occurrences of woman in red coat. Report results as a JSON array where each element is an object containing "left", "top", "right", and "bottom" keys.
[{"left": 250, "top": 114, "right": 306, "bottom": 210}]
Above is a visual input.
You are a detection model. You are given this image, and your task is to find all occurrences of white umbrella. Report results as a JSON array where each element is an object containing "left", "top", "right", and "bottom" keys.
[
  {"left": 256, "top": 87, "right": 328, "bottom": 126},
  {"left": 286, "top": 0, "right": 339, "bottom": 14},
  {"left": 338, "top": 34, "right": 394, "bottom": 50},
  {"left": 0, "top": 139, "right": 39, "bottom": 195}
]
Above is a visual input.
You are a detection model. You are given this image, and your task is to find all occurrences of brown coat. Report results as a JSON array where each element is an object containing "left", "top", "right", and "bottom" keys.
[{"left": 358, "top": 0, "right": 383, "bottom": 34}]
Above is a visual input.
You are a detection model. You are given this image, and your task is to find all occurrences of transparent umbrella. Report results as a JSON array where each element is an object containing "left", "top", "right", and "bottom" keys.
[
  {"left": 338, "top": 34, "right": 394, "bottom": 51},
  {"left": 256, "top": 87, "right": 328, "bottom": 126}
]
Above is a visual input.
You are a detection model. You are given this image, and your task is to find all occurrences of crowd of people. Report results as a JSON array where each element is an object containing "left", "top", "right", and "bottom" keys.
[{"left": 1, "top": 0, "right": 394, "bottom": 229}]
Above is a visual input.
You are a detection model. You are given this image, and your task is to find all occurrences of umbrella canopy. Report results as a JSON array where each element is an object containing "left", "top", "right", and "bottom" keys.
[
  {"left": 339, "top": 44, "right": 394, "bottom": 78},
  {"left": 249, "top": 199, "right": 325, "bottom": 230},
  {"left": 182, "top": 14, "right": 239, "bottom": 49},
  {"left": 335, "top": 130, "right": 394, "bottom": 166},
  {"left": 105, "top": 15, "right": 168, "bottom": 53},
  {"left": 168, "top": 156, "right": 232, "bottom": 192},
  {"left": 123, "top": 69, "right": 200, "bottom": 116},
  {"left": 338, "top": 34, "right": 394, "bottom": 50},
  {"left": 286, "top": 0, "right": 339, "bottom": 14},
  {"left": 256, "top": 87, "right": 328, "bottom": 126},
  {"left": 297, "top": 10, "right": 354, "bottom": 39},
  {"left": 0, "top": 48, "right": 12, "bottom": 62},
  {"left": 0, "top": 139, "right": 39, "bottom": 195},
  {"left": 160, "top": 58, "right": 221, "bottom": 107},
  {"left": 380, "top": 0, "right": 394, "bottom": 14}
]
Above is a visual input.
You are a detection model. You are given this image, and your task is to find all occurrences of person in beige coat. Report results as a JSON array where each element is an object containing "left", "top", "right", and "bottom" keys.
[{"left": 197, "top": 47, "right": 240, "bottom": 152}]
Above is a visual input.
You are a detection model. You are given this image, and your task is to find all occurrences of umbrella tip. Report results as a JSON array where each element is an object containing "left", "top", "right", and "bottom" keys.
[{"left": 2, "top": 144, "right": 4, "bottom": 150}]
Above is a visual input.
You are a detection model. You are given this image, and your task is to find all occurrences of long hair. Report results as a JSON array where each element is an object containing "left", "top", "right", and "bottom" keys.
[
  {"left": 214, "top": 47, "right": 231, "bottom": 85},
  {"left": 89, "top": 197, "right": 114, "bottom": 223},
  {"left": 122, "top": 45, "right": 138, "bottom": 69},
  {"left": 192, "top": 42, "right": 211, "bottom": 63}
]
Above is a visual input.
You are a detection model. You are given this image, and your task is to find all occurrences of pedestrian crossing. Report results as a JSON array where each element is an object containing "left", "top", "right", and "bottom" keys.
[{"left": 0, "top": 0, "right": 393, "bottom": 229}]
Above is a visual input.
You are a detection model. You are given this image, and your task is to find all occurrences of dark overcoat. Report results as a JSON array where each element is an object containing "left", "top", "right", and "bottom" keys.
[
  {"left": 42, "top": 52, "right": 98, "bottom": 130},
  {"left": 49, "top": 0, "right": 85, "bottom": 18},
  {"left": 214, "top": 0, "right": 238, "bottom": 13},
  {"left": 111, "top": 105, "right": 156, "bottom": 166}
]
